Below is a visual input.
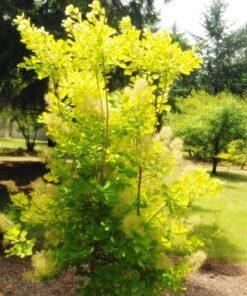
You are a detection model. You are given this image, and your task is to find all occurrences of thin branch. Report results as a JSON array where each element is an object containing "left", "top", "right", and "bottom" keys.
[
  {"left": 153, "top": 73, "right": 169, "bottom": 134},
  {"left": 146, "top": 203, "right": 167, "bottom": 224},
  {"left": 136, "top": 165, "right": 142, "bottom": 216},
  {"left": 100, "top": 57, "right": 110, "bottom": 183},
  {"left": 51, "top": 76, "right": 63, "bottom": 118},
  {"left": 95, "top": 70, "right": 104, "bottom": 115}
]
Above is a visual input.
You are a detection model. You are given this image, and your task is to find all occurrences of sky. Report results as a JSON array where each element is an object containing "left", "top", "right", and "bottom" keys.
[{"left": 155, "top": 0, "right": 247, "bottom": 41}]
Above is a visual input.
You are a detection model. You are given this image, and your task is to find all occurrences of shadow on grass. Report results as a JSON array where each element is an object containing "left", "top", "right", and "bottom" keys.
[
  {"left": 190, "top": 223, "right": 246, "bottom": 263},
  {"left": 0, "top": 162, "right": 46, "bottom": 187},
  {"left": 191, "top": 205, "right": 218, "bottom": 213},
  {"left": 212, "top": 171, "right": 247, "bottom": 183},
  {"left": 0, "top": 184, "right": 10, "bottom": 211},
  {"left": 0, "top": 161, "right": 47, "bottom": 210}
]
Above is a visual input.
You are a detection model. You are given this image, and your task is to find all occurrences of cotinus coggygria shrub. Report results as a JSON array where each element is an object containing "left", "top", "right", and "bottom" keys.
[{"left": 1, "top": 1, "right": 221, "bottom": 295}]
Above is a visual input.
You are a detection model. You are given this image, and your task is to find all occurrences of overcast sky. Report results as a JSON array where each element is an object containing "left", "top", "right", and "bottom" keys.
[{"left": 155, "top": 0, "right": 247, "bottom": 41}]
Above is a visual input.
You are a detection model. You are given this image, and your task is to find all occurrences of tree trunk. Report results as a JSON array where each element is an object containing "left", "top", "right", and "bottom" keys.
[
  {"left": 48, "top": 138, "right": 56, "bottom": 147},
  {"left": 241, "top": 159, "right": 246, "bottom": 170},
  {"left": 212, "top": 157, "right": 218, "bottom": 175},
  {"left": 212, "top": 133, "right": 221, "bottom": 175},
  {"left": 26, "top": 139, "right": 35, "bottom": 153}
]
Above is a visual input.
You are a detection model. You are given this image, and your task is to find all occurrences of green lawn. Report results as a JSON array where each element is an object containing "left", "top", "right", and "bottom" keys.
[
  {"left": 0, "top": 138, "right": 47, "bottom": 155},
  {"left": 186, "top": 162, "right": 247, "bottom": 263}
]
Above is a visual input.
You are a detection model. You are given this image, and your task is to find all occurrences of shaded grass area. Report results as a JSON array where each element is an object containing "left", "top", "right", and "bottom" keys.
[
  {"left": 0, "top": 138, "right": 47, "bottom": 155},
  {"left": 190, "top": 164, "right": 247, "bottom": 263}
]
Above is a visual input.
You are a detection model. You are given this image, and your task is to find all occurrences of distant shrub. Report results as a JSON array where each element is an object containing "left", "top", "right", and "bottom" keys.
[{"left": 170, "top": 91, "right": 247, "bottom": 174}]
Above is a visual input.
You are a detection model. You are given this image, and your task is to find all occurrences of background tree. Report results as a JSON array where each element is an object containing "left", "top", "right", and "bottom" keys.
[
  {"left": 201, "top": 0, "right": 228, "bottom": 94},
  {"left": 0, "top": 1, "right": 47, "bottom": 138},
  {"left": 223, "top": 24, "right": 247, "bottom": 95},
  {"left": 200, "top": 0, "right": 247, "bottom": 95},
  {"left": 170, "top": 91, "right": 247, "bottom": 174},
  {"left": 0, "top": 70, "right": 46, "bottom": 152},
  {"left": 10, "top": 78, "right": 45, "bottom": 152},
  {"left": 34, "top": 0, "right": 166, "bottom": 32},
  {"left": 169, "top": 25, "right": 201, "bottom": 111}
]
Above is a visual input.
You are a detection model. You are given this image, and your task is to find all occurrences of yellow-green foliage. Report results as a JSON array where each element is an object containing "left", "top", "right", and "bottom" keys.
[
  {"left": 1, "top": 1, "right": 220, "bottom": 294},
  {"left": 10, "top": 192, "right": 29, "bottom": 208},
  {"left": 219, "top": 140, "right": 247, "bottom": 168},
  {"left": 4, "top": 224, "right": 35, "bottom": 258},
  {"left": 169, "top": 170, "right": 221, "bottom": 208}
]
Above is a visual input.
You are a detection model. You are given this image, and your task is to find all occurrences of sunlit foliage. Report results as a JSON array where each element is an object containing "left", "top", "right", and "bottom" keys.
[{"left": 220, "top": 140, "right": 247, "bottom": 169}]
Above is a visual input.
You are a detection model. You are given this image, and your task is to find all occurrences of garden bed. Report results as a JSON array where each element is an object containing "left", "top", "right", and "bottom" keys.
[
  {"left": 0, "top": 255, "right": 246, "bottom": 296},
  {"left": 185, "top": 260, "right": 247, "bottom": 296},
  {"left": 0, "top": 255, "right": 78, "bottom": 296}
]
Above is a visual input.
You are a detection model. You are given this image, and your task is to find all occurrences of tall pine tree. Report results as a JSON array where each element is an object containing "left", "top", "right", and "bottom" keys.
[{"left": 201, "top": 0, "right": 247, "bottom": 95}]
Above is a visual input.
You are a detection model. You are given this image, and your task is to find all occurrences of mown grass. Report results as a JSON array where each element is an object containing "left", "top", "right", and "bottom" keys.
[
  {"left": 187, "top": 162, "right": 247, "bottom": 263},
  {"left": 0, "top": 138, "right": 47, "bottom": 155}
]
